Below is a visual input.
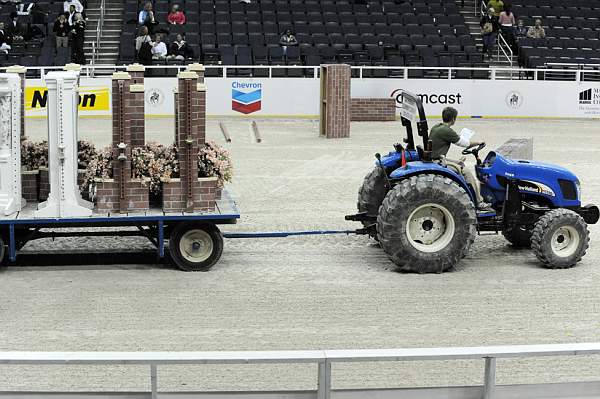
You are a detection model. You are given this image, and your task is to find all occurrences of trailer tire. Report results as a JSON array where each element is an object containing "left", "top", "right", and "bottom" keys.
[
  {"left": 169, "top": 222, "right": 224, "bottom": 271},
  {"left": 502, "top": 226, "right": 533, "bottom": 248},
  {"left": 531, "top": 209, "right": 589, "bottom": 269},
  {"left": 377, "top": 174, "right": 476, "bottom": 273},
  {"left": 357, "top": 167, "right": 388, "bottom": 237}
]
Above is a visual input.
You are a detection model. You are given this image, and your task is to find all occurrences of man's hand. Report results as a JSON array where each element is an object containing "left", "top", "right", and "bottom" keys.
[{"left": 470, "top": 140, "right": 484, "bottom": 147}]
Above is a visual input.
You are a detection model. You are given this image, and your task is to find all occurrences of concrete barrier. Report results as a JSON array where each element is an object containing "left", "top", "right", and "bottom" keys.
[{"left": 495, "top": 138, "right": 534, "bottom": 160}]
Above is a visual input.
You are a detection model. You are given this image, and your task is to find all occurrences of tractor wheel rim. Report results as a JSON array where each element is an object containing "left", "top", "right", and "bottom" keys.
[
  {"left": 406, "top": 203, "right": 455, "bottom": 253},
  {"left": 180, "top": 229, "right": 213, "bottom": 263},
  {"left": 551, "top": 225, "right": 579, "bottom": 258}
]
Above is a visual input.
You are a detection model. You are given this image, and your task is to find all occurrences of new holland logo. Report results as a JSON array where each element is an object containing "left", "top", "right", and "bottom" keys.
[{"left": 232, "top": 82, "right": 262, "bottom": 114}]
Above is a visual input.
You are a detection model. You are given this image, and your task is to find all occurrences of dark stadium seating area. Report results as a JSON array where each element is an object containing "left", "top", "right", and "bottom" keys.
[
  {"left": 120, "top": 0, "right": 489, "bottom": 78},
  {"left": 515, "top": 0, "right": 600, "bottom": 70},
  {"left": 0, "top": 1, "right": 75, "bottom": 69}
]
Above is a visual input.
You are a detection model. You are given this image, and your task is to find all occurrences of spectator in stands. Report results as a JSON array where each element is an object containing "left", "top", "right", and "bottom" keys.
[
  {"left": 135, "top": 26, "right": 153, "bottom": 64},
  {"left": 0, "top": 22, "right": 11, "bottom": 54},
  {"left": 67, "top": 5, "right": 77, "bottom": 25},
  {"left": 167, "top": 4, "right": 186, "bottom": 25},
  {"left": 6, "top": 12, "right": 25, "bottom": 42},
  {"left": 515, "top": 20, "right": 528, "bottom": 38},
  {"left": 53, "top": 13, "right": 70, "bottom": 48},
  {"left": 279, "top": 29, "right": 297, "bottom": 54},
  {"left": 138, "top": 2, "right": 158, "bottom": 33},
  {"left": 527, "top": 19, "right": 546, "bottom": 39},
  {"left": 498, "top": 5, "right": 515, "bottom": 48},
  {"left": 63, "top": 0, "right": 83, "bottom": 13},
  {"left": 70, "top": 12, "right": 86, "bottom": 64},
  {"left": 168, "top": 33, "right": 194, "bottom": 60},
  {"left": 151, "top": 34, "right": 167, "bottom": 59},
  {"left": 480, "top": 7, "right": 499, "bottom": 59},
  {"left": 486, "top": 0, "right": 503, "bottom": 17}
]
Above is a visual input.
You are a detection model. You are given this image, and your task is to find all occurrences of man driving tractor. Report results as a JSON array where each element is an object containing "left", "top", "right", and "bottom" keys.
[{"left": 429, "top": 107, "right": 492, "bottom": 211}]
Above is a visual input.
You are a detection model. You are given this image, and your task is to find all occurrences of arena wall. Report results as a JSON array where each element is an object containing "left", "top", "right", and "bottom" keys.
[{"left": 22, "top": 77, "right": 600, "bottom": 119}]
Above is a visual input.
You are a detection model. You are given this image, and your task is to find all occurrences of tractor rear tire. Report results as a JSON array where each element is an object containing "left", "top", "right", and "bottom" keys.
[
  {"left": 531, "top": 208, "right": 589, "bottom": 269},
  {"left": 377, "top": 174, "right": 477, "bottom": 273},
  {"left": 502, "top": 226, "right": 533, "bottom": 248},
  {"left": 358, "top": 167, "right": 388, "bottom": 237}
]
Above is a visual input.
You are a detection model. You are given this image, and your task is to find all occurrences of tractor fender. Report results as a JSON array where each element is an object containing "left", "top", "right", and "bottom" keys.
[
  {"left": 376, "top": 150, "right": 420, "bottom": 170},
  {"left": 389, "top": 161, "right": 476, "bottom": 203}
]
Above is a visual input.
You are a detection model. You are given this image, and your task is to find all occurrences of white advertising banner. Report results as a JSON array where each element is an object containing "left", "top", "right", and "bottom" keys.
[
  {"left": 351, "top": 79, "right": 600, "bottom": 119},
  {"left": 24, "top": 77, "right": 600, "bottom": 119}
]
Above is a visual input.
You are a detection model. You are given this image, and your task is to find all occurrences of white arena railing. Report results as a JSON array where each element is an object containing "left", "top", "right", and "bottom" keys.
[
  {"left": 1, "top": 343, "right": 600, "bottom": 399},
  {"left": 1, "top": 64, "right": 600, "bottom": 81}
]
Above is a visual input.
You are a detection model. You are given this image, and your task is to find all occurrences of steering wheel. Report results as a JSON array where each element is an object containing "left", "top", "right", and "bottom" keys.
[{"left": 462, "top": 142, "right": 486, "bottom": 155}]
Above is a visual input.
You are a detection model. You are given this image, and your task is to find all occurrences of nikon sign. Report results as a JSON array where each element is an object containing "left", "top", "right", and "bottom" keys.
[{"left": 24, "top": 77, "right": 112, "bottom": 117}]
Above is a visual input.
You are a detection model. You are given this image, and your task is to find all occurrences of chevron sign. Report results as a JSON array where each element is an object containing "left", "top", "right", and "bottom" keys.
[{"left": 232, "top": 82, "right": 262, "bottom": 114}]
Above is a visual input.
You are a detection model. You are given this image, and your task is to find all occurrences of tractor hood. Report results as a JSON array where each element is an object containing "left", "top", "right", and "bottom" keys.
[
  {"left": 481, "top": 152, "right": 581, "bottom": 207},
  {"left": 488, "top": 152, "right": 578, "bottom": 182}
]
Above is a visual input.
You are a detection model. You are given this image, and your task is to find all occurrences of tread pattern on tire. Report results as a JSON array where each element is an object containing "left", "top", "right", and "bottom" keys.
[
  {"left": 357, "top": 167, "right": 387, "bottom": 225},
  {"left": 531, "top": 208, "right": 590, "bottom": 269},
  {"left": 377, "top": 174, "right": 477, "bottom": 273}
]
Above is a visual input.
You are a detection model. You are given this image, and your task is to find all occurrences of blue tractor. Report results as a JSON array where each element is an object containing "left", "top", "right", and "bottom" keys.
[{"left": 348, "top": 91, "right": 599, "bottom": 273}]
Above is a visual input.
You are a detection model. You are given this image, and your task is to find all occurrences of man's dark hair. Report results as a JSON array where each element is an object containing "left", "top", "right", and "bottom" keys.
[{"left": 442, "top": 107, "right": 458, "bottom": 123}]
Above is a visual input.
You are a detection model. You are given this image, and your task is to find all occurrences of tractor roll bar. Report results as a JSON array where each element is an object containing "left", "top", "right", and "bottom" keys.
[{"left": 396, "top": 90, "right": 429, "bottom": 151}]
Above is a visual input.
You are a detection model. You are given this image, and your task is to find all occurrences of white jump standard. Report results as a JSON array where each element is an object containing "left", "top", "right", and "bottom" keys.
[
  {"left": 0, "top": 74, "right": 25, "bottom": 216},
  {"left": 35, "top": 71, "right": 93, "bottom": 218}
]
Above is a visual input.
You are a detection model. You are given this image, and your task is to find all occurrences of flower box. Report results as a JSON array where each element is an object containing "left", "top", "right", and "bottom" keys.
[
  {"left": 94, "top": 178, "right": 150, "bottom": 213},
  {"left": 21, "top": 169, "right": 39, "bottom": 202},
  {"left": 162, "top": 177, "right": 218, "bottom": 213}
]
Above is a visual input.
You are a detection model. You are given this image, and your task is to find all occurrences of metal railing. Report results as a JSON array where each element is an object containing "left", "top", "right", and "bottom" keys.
[
  {"left": 497, "top": 32, "right": 514, "bottom": 71},
  {"left": 2, "top": 64, "right": 600, "bottom": 82},
  {"left": 1, "top": 343, "right": 600, "bottom": 399},
  {"left": 90, "top": 0, "right": 106, "bottom": 76}
]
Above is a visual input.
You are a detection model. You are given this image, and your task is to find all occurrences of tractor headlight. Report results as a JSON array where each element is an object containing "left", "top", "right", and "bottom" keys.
[{"left": 576, "top": 181, "right": 581, "bottom": 200}]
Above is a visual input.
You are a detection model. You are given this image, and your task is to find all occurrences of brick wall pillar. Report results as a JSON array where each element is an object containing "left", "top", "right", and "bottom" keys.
[
  {"left": 5, "top": 65, "right": 26, "bottom": 141},
  {"left": 319, "top": 64, "right": 351, "bottom": 139},
  {"left": 186, "top": 63, "right": 206, "bottom": 146},
  {"left": 126, "top": 64, "right": 146, "bottom": 147},
  {"left": 176, "top": 71, "right": 201, "bottom": 212},
  {"left": 109, "top": 71, "right": 149, "bottom": 213}
]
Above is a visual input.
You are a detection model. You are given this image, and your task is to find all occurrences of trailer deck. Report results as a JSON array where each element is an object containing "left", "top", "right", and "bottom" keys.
[{"left": 0, "top": 190, "right": 240, "bottom": 270}]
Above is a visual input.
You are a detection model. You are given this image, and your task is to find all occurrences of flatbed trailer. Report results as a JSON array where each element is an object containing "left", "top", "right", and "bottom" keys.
[{"left": 0, "top": 190, "right": 241, "bottom": 271}]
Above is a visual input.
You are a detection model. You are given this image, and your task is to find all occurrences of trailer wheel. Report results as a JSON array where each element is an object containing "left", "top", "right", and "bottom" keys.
[
  {"left": 169, "top": 223, "right": 224, "bottom": 271},
  {"left": 357, "top": 167, "right": 388, "bottom": 237},
  {"left": 377, "top": 174, "right": 476, "bottom": 273},
  {"left": 531, "top": 209, "right": 589, "bottom": 269},
  {"left": 502, "top": 226, "right": 533, "bottom": 248}
]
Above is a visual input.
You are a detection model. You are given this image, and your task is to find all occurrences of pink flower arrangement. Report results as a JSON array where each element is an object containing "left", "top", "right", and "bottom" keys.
[
  {"left": 197, "top": 141, "right": 233, "bottom": 187},
  {"left": 81, "top": 141, "right": 233, "bottom": 196}
]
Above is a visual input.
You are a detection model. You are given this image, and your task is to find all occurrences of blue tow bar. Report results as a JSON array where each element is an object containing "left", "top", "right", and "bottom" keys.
[{"left": 222, "top": 230, "right": 358, "bottom": 239}]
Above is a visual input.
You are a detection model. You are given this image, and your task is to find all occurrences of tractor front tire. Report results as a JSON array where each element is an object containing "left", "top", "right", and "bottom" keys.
[
  {"left": 377, "top": 174, "right": 477, "bottom": 273},
  {"left": 531, "top": 209, "right": 589, "bottom": 269},
  {"left": 502, "top": 226, "right": 533, "bottom": 248}
]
